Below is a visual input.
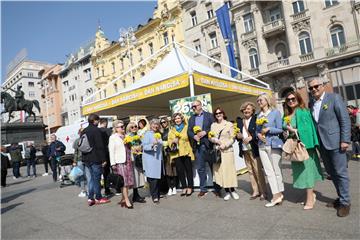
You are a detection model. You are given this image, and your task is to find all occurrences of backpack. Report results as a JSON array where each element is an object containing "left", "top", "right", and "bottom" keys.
[{"left": 78, "top": 134, "right": 93, "bottom": 153}]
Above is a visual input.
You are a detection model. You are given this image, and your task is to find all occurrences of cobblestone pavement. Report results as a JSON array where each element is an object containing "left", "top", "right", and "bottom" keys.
[{"left": 1, "top": 160, "right": 359, "bottom": 239}]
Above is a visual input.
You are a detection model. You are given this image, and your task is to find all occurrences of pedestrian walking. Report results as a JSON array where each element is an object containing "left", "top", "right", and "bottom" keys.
[
  {"left": 48, "top": 134, "right": 66, "bottom": 182},
  {"left": 73, "top": 128, "right": 87, "bottom": 198},
  {"left": 26, "top": 143, "right": 37, "bottom": 177}
]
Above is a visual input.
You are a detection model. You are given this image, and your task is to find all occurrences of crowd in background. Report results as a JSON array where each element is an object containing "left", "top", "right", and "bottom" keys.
[{"left": 1, "top": 77, "right": 354, "bottom": 218}]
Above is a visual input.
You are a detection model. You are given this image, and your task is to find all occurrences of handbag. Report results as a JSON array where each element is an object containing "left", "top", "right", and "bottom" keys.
[
  {"left": 69, "top": 166, "right": 83, "bottom": 182},
  {"left": 208, "top": 129, "right": 224, "bottom": 164},
  {"left": 107, "top": 166, "right": 124, "bottom": 191},
  {"left": 282, "top": 131, "right": 309, "bottom": 162},
  {"left": 134, "top": 154, "right": 144, "bottom": 172}
]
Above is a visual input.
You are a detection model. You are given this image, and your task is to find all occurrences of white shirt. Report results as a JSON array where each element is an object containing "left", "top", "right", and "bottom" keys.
[
  {"left": 242, "top": 117, "right": 252, "bottom": 151},
  {"left": 312, "top": 92, "right": 325, "bottom": 123}
]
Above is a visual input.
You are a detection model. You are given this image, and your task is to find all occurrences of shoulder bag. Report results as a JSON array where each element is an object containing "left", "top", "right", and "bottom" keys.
[{"left": 208, "top": 129, "right": 224, "bottom": 164}]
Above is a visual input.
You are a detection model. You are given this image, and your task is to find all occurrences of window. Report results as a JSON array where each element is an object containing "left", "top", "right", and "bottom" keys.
[
  {"left": 275, "top": 43, "right": 288, "bottom": 59},
  {"left": 28, "top": 82, "right": 34, "bottom": 87},
  {"left": 138, "top": 48, "right": 143, "bottom": 61},
  {"left": 269, "top": 7, "right": 281, "bottom": 22},
  {"left": 243, "top": 13, "right": 254, "bottom": 33},
  {"left": 122, "top": 80, "right": 126, "bottom": 88},
  {"left": 130, "top": 53, "right": 133, "bottom": 65},
  {"left": 114, "top": 83, "right": 118, "bottom": 92},
  {"left": 29, "top": 91, "right": 35, "bottom": 97},
  {"left": 206, "top": 4, "right": 214, "bottom": 19},
  {"left": 103, "top": 90, "right": 106, "bottom": 98},
  {"left": 141, "top": 72, "right": 145, "bottom": 77},
  {"left": 209, "top": 32, "right": 218, "bottom": 49},
  {"left": 345, "top": 85, "right": 355, "bottom": 101},
  {"left": 28, "top": 72, "right": 34, "bottom": 77},
  {"left": 249, "top": 48, "right": 259, "bottom": 69},
  {"left": 330, "top": 25, "right": 345, "bottom": 47},
  {"left": 101, "top": 69, "right": 105, "bottom": 77},
  {"left": 111, "top": 62, "right": 115, "bottom": 73},
  {"left": 120, "top": 58, "right": 124, "bottom": 70},
  {"left": 97, "top": 68, "right": 100, "bottom": 77},
  {"left": 163, "top": 32, "right": 169, "bottom": 45},
  {"left": 325, "top": 0, "right": 338, "bottom": 8},
  {"left": 292, "top": 0, "right": 305, "bottom": 14},
  {"left": 231, "top": 24, "right": 238, "bottom": 42},
  {"left": 194, "top": 39, "right": 201, "bottom": 53},
  {"left": 190, "top": 11, "right": 197, "bottom": 26},
  {"left": 148, "top": 42, "right": 154, "bottom": 55},
  {"left": 214, "top": 63, "right": 222, "bottom": 73},
  {"left": 298, "top": 32, "right": 312, "bottom": 55},
  {"left": 132, "top": 76, "right": 135, "bottom": 83}
]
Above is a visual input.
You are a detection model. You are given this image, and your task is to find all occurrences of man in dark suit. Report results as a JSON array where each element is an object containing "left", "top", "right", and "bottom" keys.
[
  {"left": 188, "top": 100, "right": 218, "bottom": 197},
  {"left": 99, "top": 118, "right": 112, "bottom": 197},
  {"left": 308, "top": 77, "right": 351, "bottom": 217},
  {"left": 82, "top": 114, "right": 110, "bottom": 206}
]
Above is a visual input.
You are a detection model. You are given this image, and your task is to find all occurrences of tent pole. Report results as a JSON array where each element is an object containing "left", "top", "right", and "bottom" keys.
[{"left": 189, "top": 73, "right": 195, "bottom": 97}]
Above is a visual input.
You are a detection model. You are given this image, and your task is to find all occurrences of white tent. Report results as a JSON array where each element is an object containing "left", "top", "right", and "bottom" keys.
[{"left": 82, "top": 42, "right": 271, "bottom": 120}]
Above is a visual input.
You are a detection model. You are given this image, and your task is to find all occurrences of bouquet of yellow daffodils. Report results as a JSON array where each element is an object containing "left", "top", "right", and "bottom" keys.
[
  {"left": 123, "top": 135, "right": 133, "bottom": 145},
  {"left": 283, "top": 116, "right": 291, "bottom": 125},
  {"left": 233, "top": 125, "right": 240, "bottom": 138},
  {"left": 154, "top": 133, "right": 162, "bottom": 139},
  {"left": 193, "top": 126, "right": 202, "bottom": 145},
  {"left": 175, "top": 132, "right": 181, "bottom": 138},
  {"left": 256, "top": 117, "right": 268, "bottom": 126},
  {"left": 208, "top": 131, "right": 215, "bottom": 138}
]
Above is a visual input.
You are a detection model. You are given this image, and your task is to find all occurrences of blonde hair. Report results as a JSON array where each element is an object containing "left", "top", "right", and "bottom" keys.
[
  {"left": 257, "top": 93, "right": 274, "bottom": 109},
  {"left": 126, "top": 121, "right": 137, "bottom": 134},
  {"left": 240, "top": 101, "right": 256, "bottom": 114},
  {"left": 112, "top": 120, "right": 124, "bottom": 134}
]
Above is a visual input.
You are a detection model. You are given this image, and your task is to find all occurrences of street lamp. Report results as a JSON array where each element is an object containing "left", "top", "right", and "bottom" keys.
[{"left": 119, "top": 27, "right": 137, "bottom": 83}]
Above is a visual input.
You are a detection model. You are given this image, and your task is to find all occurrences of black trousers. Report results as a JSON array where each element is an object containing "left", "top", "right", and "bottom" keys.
[
  {"left": 147, "top": 177, "right": 160, "bottom": 199},
  {"left": 103, "top": 161, "right": 111, "bottom": 194},
  {"left": 175, "top": 156, "right": 193, "bottom": 189},
  {"left": 1, "top": 168, "right": 7, "bottom": 187},
  {"left": 50, "top": 158, "right": 58, "bottom": 182},
  {"left": 43, "top": 157, "right": 49, "bottom": 173}
]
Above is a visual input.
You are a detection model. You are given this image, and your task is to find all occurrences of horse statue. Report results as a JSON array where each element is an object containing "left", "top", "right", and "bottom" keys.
[{"left": 1, "top": 90, "right": 41, "bottom": 123}]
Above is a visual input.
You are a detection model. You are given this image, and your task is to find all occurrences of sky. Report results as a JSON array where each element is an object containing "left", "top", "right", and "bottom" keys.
[{"left": 1, "top": 0, "right": 158, "bottom": 82}]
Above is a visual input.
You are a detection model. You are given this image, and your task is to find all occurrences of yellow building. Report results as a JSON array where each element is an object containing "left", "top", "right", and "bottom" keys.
[{"left": 90, "top": 0, "right": 185, "bottom": 102}]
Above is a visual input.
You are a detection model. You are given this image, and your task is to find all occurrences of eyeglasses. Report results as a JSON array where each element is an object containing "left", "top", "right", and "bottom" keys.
[
  {"left": 192, "top": 105, "right": 200, "bottom": 109},
  {"left": 215, "top": 112, "right": 223, "bottom": 116},
  {"left": 308, "top": 84, "right": 322, "bottom": 91},
  {"left": 160, "top": 121, "right": 167, "bottom": 124},
  {"left": 116, "top": 126, "right": 125, "bottom": 129},
  {"left": 130, "top": 126, "right": 138, "bottom": 129},
  {"left": 256, "top": 99, "right": 263, "bottom": 103},
  {"left": 286, "top": 97, "right": 297, "bottom": 103}
]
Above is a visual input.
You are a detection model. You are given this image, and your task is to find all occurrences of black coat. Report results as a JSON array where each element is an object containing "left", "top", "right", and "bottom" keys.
[
  {"left": 82, "top": 123, "right": 106, "bottom": 165},
  {"left": 99, "top": 127, "right": 112, "bottom": 163},
  {"left": 188, "top": 111, "right": 215, "bottom": 149},
  {"left": 236, "top": 115, "right": 259, "bottom": 158}
]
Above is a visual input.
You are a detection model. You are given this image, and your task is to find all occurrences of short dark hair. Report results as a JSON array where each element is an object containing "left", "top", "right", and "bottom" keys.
[
  {"left": 99, "top": 118, "right": 108, "bottom": 125},
  {"left": 88, "top": 114, "right": 100, "bottom": 124}
]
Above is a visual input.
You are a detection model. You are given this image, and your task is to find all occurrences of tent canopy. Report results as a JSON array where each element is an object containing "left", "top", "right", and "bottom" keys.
[{"left": 82, "top": 44, "right": 271, "bottom": 120}]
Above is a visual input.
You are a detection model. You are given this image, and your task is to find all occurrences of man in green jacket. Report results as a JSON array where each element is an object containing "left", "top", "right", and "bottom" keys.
[{"left": 8, "top": 143, "right": 23, "bottom": 179}]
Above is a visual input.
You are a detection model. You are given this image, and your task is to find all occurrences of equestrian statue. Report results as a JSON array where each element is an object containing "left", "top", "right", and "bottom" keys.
[{"left": 1, "top": 85, "right": 41, "bottom": 122}]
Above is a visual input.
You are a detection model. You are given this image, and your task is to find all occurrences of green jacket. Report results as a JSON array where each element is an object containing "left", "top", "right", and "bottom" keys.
[
  {"left": 8, "top": 146, "right": 23, "bottom": 162},
  {"left": 295, "top": 108, "right": 319, "bottom": 149}
]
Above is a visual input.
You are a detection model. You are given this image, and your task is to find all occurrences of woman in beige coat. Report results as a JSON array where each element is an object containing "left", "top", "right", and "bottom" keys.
[{"left": 209, "top": 107, "right": 239, "bottom": 201}]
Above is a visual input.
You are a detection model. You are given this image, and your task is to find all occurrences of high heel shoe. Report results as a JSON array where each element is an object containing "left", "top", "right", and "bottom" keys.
[
  {"left": 186, "top": 189, "right": 193, "bottom": 197},
  {"left": 265, "top": 197, "right": 283, "bottom": 207},
  {"left": 304, "top": 193, "right": 316, "bottom": 210},
  {"left": 180, "top": 190, "right": 187, "bottom": 197}
]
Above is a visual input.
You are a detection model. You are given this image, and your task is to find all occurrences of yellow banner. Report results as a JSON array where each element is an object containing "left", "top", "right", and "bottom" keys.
[
  {"left": 82, "top": 74, "right": 189, "bottom": 115},
  {"left": 193, "top": 73, "right": 272, "bottom": 96}
]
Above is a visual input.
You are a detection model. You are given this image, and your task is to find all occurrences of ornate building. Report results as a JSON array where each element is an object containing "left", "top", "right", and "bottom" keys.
[{"left": 89, "top": 0, "right": 185, "bottom": 103}]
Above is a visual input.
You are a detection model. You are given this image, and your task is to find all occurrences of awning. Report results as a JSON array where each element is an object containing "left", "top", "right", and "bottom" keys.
[{"left": 82, "top": 44, "right": 271, "bottom": 120}]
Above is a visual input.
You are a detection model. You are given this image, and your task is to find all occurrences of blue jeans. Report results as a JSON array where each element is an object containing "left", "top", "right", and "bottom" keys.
[
  {"left": 86, "top": 163, "right": 103, "bottom": 200},
  {"left": 75, "top": 161, "right": 86, "bottom": 191},
  {"left": 319, "top": 145, "right": 351, "bottom": 206},
  {"left": 195, "top": 144, "right": 209, "bottom": 192},
  {"left": 27, "top": 158, "right": 36, "bottom": 177},
  {"left": 12, "top": 162, "right": 20, "bottom": 178}
]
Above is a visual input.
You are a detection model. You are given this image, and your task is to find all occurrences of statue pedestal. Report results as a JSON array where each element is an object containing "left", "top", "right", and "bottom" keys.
[{"left": 1, "top": 122, "right": 46, "bottom": 146}]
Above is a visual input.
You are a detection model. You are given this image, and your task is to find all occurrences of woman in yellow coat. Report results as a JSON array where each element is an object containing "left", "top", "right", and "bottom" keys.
[{"left": 168, "top": 113, "right": 195, "bottom": 196}]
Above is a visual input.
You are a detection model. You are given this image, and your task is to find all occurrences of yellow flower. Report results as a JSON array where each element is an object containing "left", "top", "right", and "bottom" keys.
[
  {"left": 323, "top": 104, "right": 328, "bottom": 110},
  {"left": 284, "top": 116, "right": 291, "bottom": 125},
  {"left": 208, "top": 131, "right": 215, "bottom": 138},
  {"left": 123, "top": 135, "right": 133, "bottom": 144},
  {"left": 154, "top": 133, "right": 162, "bottom": 139},
  {"left": 193, "top": 126, "right": 202, "bottom": 134},
  {"left": 256, "top": 117, "right": 268, "bottom": 126},
  {"left": 233, "top": 126, "right": 240, "bottom": 134},
  {"left": 175, "top": 132, "right": 181, "bottom": 138},
  {"left": 132, "top": 135, "right": 141, "bottom": 142}
]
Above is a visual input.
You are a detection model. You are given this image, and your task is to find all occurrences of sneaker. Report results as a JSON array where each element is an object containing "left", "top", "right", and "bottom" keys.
[
  {"left": 115, "top": 192, "right": 121, "bottom": 196},
  {"left": 95, "top": 198, "right": 111, "bottom": 204},
  {"left": 167, "top": 189, "right": 173, "bottom": 196},
  {"left": 224, "top": 193, "right": 231, "bottom": 201},
  {"left": 42, "top": 173, "right": 49, "bottom": 176},
  {"left": 88, "top": 199, "right": 95, "bottom": 206},
  {"left": 231, "top": 191, "right": 240, "bottom": 200},
  {"left": 78, "top": 191, "right": 87, "bottom": 198},
  {"left": 172, "top": 187, "right": 177, "bottom": 195},
  {"left": 13, "top": 176, "right": 17, "bottom": 180}
]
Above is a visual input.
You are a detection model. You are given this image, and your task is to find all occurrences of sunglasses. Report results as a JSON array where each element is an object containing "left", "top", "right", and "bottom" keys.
[
  {"left": 215, "top": 112, "right": 223, "bottom": 116},
  {"left": 308, "top": 84, "right": 322, "bottom": 91},
  {"left": 130, "top": 126, "right": 138, "bottom": 129},
  {"left": 116, "top": 125, "right": 125, "bottom": 129},
  {"left": 286, "top": 97, "right": 297, "bottom": 103},
  {"left": 160, "top": 121, "right": 167, "bottom": 124}
]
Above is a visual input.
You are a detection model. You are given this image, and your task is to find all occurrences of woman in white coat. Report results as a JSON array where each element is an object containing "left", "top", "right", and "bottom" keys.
[{"left": 109, "top": 120, "right": 135, "bottom": 209}]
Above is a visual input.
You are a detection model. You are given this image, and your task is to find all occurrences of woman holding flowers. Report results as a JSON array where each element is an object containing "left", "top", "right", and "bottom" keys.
[
  {"left": 209, "top": 107, "right": 239, "bottom": 201},
  {"left": 142, "top": 119, "right": 163, "bottom": 204},
  {"left": 256, "top": 93, "right": 284, "bottom": 207},
  {"left": 168, "top": 113, "right": 194, "bottom": 196},
  {"left": 126, "top": 122, "right": 146, "bottom": 203},
  {"left": 283, "top": 91, "right": 323, "bottom": 210},
  {"left": 108, "top": 120, "right": 135, "bottom": 209}
]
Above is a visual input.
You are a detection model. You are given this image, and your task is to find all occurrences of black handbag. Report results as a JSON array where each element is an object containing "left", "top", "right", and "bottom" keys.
[
  {"left": 208, "top": 129, "right": 224, "bottom": 164},
  {"left": 134, "top": 154, "right": 144, "bottom": 172},
  {"left": 107, "top": 168, "right": 124, "bottom": 191}
]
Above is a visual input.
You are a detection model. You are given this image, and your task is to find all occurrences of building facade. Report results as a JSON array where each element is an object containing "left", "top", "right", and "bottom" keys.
[
  {"left": 87, "top": 0, "right": 185, "bottom": 104},
  {"left": 59, "top": 41, "right": 95, "bottom": 125},
  {"left": 39, "top": 64, "right": 63, "bottom": 134},
  {"left": 231, "top": 0, "right": 360, "bottom": 106},
  {"left": 2, "top": 59, "right": 52, "bottom": 122}
]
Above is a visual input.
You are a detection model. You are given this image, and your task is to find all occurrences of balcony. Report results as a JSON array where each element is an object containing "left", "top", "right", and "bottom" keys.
[
  {"left": 290, "top": 9, "right": 310, "bottom": 22},
  {"left": 326, "top": 40, "right": 360, "bottom": 57},
  {"left": 207, "top": 46, "right": 221, "bottom": 57},
  {"left": 299, "top": 52, "right": 314, "bottom": 62},
  {"left": 249, "top": 68, "right": 259, "bottom": 76},
  {"left": 262, "top": 19, "right": 286, "bottom": 38},
  {"left": 241, "top": 31, "right": 256, "bottom": 43},
  {"left": 267, "top": 58, "right": 290, "bottom": 71}
]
